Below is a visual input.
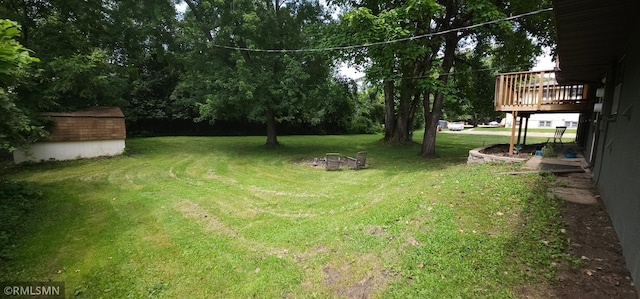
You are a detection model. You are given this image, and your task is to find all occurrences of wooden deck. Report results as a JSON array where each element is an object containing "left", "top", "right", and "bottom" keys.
[{"left": 495, "top": 70, "right": 593, "bottom": 112}]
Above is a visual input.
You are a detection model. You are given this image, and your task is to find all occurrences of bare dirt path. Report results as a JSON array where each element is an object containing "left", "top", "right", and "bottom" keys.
[{"left": 474, "top": 142, "right": 636, "bottom": 298}]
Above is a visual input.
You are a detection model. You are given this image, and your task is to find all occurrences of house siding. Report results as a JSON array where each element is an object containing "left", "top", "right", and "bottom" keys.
[
  {"left": 504, "top": 112, "right": 580, "bottom": 128},
  {"left": 591, "top": 32, "right": 640, "bottom": 285}
]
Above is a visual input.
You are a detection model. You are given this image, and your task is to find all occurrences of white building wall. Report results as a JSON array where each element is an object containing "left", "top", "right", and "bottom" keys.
[
  {"left": 504, "top": 113, "right": 579, "bottom": 128},
  {"left": 13, "top": 140, "right": 125, "bottom": 163}
]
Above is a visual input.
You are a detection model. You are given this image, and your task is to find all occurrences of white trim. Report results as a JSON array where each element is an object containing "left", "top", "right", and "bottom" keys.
[{"left": 13, "top": 140, "right": 125, "bottom": 163}]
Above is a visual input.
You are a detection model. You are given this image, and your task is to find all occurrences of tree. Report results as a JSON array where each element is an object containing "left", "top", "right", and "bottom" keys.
[
  {"left": 1, "top": 0, "right": 183, "bottom": 120},
  {"left": 107, "top": 0, "right": 186, "bottom": 122},
  {"left": 419, "top": 0, "right": 553, "bottom": 157},
  {"left": 333, "top": 2, "right": 441, "bottom": 143},
  {"left": 444, "top": 46, "right": 503, "bottom": 125},
  {"left": 181, "top": 0, "right": 339, "bottom": 146},
  {"left": 334, "top": 0, "right": 553, "bottom": 154},
  {"left": 0, "top": 19, "right": 44, "bottom": 151}
]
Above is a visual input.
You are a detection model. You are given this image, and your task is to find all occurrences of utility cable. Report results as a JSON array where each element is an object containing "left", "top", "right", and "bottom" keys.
[{"left": 211, "top": 7, "right": 553, "bottom": 53}]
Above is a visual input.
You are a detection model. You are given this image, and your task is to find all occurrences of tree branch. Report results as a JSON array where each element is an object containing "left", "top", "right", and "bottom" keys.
[{"left": 183, "top": 0, "right": 214, "bottom": 42}]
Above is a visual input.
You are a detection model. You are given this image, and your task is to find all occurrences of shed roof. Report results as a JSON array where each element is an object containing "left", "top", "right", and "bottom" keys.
[{"left": 42, "top": 107, "right": 124, "bottom": 118}]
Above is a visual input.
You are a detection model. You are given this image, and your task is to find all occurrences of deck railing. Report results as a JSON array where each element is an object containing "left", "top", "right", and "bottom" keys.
[{"left": 495, "top": 70, "right": 592, "bottom": 112}]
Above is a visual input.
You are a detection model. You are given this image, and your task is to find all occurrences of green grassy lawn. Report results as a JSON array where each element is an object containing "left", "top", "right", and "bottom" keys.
[{"left": 0, "top": 133, "right": 568, "bottom": 298}]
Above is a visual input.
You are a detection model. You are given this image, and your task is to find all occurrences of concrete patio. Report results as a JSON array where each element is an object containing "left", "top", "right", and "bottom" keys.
[{"left": 521, "top": 143, "right": 598, "bottom": 205}]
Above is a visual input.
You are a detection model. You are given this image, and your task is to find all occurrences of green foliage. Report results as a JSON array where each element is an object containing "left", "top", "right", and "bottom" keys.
[
  {"left": 0, "top": 19, "right": 46, "bottom": 151},
  {"left": 0, "top": 0, "right": 554, "bottom": 142},
  {"left": 331, "top": 0, "right": 554, "bottom": 151},
  {"left": 444, "top": 47, "right": 503, "bottom": 123},
  {"left": 542, "top": 143, "right": 556, "bottom": 157},
  {"left": 0, "top": 0, "right": 382, "bottom": 137},
  {"left": 184, "top": 0, "right": 356, "bottom": 143},
  {"left": 351, "top": 84, "right": 385, "bottom": 133},
  {"left": 42, "top": 49, "right": 127, "bottom": 109},
  {"left": 0, "top": 20, "right": 38, "bottom": 86},
  {"left": 2, "top": 0, "right": 185, "bottom": 121},
  {"left": 0, "top": 180, "right": 42, "bottom": 259}
]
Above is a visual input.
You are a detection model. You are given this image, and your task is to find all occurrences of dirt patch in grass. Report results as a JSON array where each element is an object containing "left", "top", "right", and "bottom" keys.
[
  {"left": 342, "top": 277, "right": 377, "bottom": 299},
  {"left": 514, "top": 174, "right": 638, "bottom": 298},
  {"left": 321, "top": 254, "right": 392, "bottom": 299},
  {"left": 363, "top": 225, "right": 386, "bottom": 237},
  {"left": 290, "top": 158, "right": 327, "bottom": 169},
  {"left": 173, "top": 199, "right": 238, "bottom": 237},
  {"left": 403, "top": 236, "right": 421, "bottom": 247}
]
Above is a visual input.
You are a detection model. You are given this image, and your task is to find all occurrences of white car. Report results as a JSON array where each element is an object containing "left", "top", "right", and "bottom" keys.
[
  {"left": 448, "top": 122, "right": 465, "bottom": 131},
  {"left": 488, "top": 121, "right": 500, "bottom": 127}
]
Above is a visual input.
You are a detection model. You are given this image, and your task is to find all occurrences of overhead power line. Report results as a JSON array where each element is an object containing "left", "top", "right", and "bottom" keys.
[
  {"left": 346, "top": 61, "right": 546, "bottom": 82},
  {"left": 211, "top": 7, "right": 553, "bottom": 53}
]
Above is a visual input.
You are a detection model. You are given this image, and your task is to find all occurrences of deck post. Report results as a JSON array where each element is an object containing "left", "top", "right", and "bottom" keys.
[
  {"left": 509, "top": 110, "right": 518, "bottom": 156},
  {"left": 523, "top": 115, "right": 530, "bottom": 145},
  {"left": 517, "top": 114, "right": 524, "bottom": 145}
]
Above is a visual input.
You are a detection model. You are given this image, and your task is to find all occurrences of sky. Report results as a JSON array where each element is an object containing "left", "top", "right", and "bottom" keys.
[
  {"left": 176, "top": 2, "right": 188, "bottom": 12},
  {"left": 532, "top": 48, "right": 556, "bottom": 71}
]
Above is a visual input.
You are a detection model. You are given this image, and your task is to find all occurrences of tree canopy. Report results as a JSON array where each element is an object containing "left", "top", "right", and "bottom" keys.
[
  {"left": 332, "top": 0, "right": 553, "bottom": 155},
  {"left": 182, "top": 0, "right": 341, "bottom": 146},
  {"left": 0, "top": 0, "right": 555, "bottom": 152}
]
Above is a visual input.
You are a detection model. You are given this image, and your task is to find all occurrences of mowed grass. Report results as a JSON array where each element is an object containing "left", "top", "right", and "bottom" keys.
[{"left": 0, "top": 133, "right": 567, "bottom": 298}]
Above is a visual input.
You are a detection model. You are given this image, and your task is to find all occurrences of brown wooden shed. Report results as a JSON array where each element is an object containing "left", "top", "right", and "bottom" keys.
[{"left": 13, "top": 107, "right": 126, "bottom": 163}]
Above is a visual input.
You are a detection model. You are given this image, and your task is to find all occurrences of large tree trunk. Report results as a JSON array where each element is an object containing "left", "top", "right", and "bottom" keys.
[
  {"left": 385, "top": 62, "right": 419, "bottom": 143},
  {"left": 389, "top": 77, "right": 413, "bottom": 143},
  {"left": 407, "top": 91, "right": 421, "bottom": 134},
  {"left": 383, "top": 80, "right": 396, "bottom": 141},
  {"left": 420, "top": 34, "right": 458, "bottom": 157},
  {"left": 265, "top": 109, "right": 279, "bottom": 147},
  {"left": 421, "top": 90, "right": 444, "bottom": 156}
]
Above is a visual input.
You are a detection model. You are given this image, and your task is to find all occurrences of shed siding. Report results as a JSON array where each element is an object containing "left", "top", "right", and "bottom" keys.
[
  {"left": 46, "top": 116, "right": 126, "bottom": 142},
  {"left": 13, "top": 107, "right": 126, "bottom": 163}
]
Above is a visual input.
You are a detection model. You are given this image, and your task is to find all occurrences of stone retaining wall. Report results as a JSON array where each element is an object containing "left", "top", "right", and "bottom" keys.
[{"left": 467, "top": 145, "right": 528, "bottom": 164}]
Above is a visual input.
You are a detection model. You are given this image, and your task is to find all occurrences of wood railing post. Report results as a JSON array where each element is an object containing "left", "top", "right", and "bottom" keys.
[
  {"left": 495, "top": 75, "right": 502, "bottom": 109},
  {"left": 494, "top": 70, "right": 589, "bottom": 112},
  {"left": 537, "top": 71, "right": 544, "bottom": 110}
]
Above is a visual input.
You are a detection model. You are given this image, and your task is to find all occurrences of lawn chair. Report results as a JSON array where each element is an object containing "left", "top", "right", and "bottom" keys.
[
  {"left": 553, "top": 126, "right": 567, "bottom": 147},
  {"left": 345, "top": 151, "right": 367, "bottom": 170},
  {"left": 325, "top": 153, "right": 341, "bottom": 171}
]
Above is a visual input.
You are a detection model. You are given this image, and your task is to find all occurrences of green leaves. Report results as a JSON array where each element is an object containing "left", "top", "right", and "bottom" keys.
[
  {"left": 0, "top": 20, "right": 39, "bottom": 88},
  {"left": 42, "top": 49, "right": 127, "bottom": 109},
  {"left": 0, "top": 19, "right": 45, "bottom": 152},
  {"left": 184, "top": 0, "right": 356, "bottom": 142}
]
